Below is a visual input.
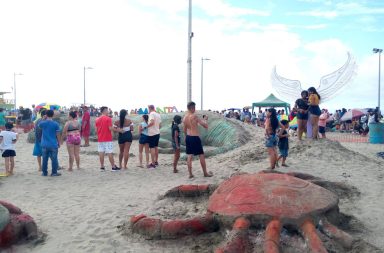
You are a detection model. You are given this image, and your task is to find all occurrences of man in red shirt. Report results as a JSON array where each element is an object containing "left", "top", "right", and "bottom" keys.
[
  {"left": 95, "top": 106, "right": 120, "bottom": 171},
  {"left": 81, "top": 105, "right": 91, "bottom": 147}
]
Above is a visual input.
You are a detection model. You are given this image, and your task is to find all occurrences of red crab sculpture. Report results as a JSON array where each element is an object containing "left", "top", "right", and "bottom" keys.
[
  {"left": 131, "top": 171, "right": 354, "bottom": 253},
  {"left": 0, "top": 200, "right": 38, "bottom": 248}
]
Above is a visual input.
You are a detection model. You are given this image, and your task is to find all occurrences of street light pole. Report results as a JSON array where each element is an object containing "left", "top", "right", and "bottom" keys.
[
  {"left": 187, "top": 0, "right": 193, "bottom": 103},
  {"left": 13, "top": 72, "right": 23, "bottom": 110},
  {"left": 373, "top": 48, "right": 383, "bottom": 111},
  {"left": 200, "top": 57, "right": 210, "bottom": 110},
  {"left": 83, "top": 66, "right": 93, "bottom": 105}
]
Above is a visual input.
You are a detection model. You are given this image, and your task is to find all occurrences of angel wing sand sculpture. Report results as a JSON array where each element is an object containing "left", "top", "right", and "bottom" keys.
[{"left": 271, "top": 52, "right": 357, "bottom": 103}]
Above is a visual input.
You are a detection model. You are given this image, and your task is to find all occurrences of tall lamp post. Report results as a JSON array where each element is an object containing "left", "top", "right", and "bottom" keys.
[
  {"left": 187, "top": 0, "right": 193, "bottom": 103},
  {"left": 13, "top": 72, "right": 23, "bottom": 110},
  {"left": 200, "top": 57, "right": 210, "bottom": 110},
  {"left": 373, "top": 48, "right": 382, "bottom": 111},
  {"left": 83, "top": 66, "right": 93, "bottom": 105}
]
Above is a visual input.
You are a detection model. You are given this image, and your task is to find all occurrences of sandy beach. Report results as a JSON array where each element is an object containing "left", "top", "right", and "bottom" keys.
[{"left": 0, "top": 117, "right": 383, "bottom": 253}]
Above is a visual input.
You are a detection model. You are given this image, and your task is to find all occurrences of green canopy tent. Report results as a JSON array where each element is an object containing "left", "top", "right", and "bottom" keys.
[{"left": 252, "top": 93, "right": 291, "bottom": 114}]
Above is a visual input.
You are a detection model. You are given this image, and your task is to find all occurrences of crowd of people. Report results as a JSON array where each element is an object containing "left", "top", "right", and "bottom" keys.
[
  {"left": 0, "top": 102, "right": 213, "bottom": 179},
  {"left": 1, "top": 91, "right": 383, "bottom": 178}
]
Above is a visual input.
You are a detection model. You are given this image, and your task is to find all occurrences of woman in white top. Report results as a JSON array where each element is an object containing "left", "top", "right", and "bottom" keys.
[{"left": 137, "top": 114, "right": 149, "bottom": 168}]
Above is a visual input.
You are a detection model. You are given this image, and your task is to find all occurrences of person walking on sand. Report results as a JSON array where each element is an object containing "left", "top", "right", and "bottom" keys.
[
  {"left": 39, "top": 110, "right": 62, "bottom": 177},
  {"left": 0, "top": 122, "right": 18, "bottom": 176},
  {"left": 62, "top": 111, "right": 81, "bottom": 171},
  {"left": 146, "top": 105, "right": 161, "bottom": 169},
  {"left": 32, "top": 109, "right": 47, "bottom": 172},
  {"left": 95, "top": 106, "right": 120, "bottom": 172},
  {"left": 114, "top": 109, "right": 134, "bottom": 169},
  {"left": 81, "top": 105, "right": 91, "bottom": 147},
  {"left": 183, "top": 101, "right": 213, "bottom": 178},
  {"left": 171, "top": 115, "right": 182, "bottom": 173},
  {"left": 137, "top": 114, "right": 150, "bottom": 168}
]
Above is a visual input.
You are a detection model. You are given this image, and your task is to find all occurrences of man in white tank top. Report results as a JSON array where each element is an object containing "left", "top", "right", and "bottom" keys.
[{"left": 146, "top": 105, "right": 162, "bottom": 168}]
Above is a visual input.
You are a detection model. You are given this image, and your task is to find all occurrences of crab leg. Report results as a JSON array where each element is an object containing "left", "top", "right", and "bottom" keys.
[
  {"left": 215, "top": 217, "right": 251, "bottom": 253},
  {"left": 319, "top": 219, "right": 353, "bottom": 249},
  {"left": 264, "top": 219, "right": 281, "bottom": 253},
  {"left": 130, "top": 213, "right": 218, "bottom": 239},
  {"left": 301, "top": 219, "right": 328, "bottom": 253},
  {"left": 164, "top": 184, "right": 216, "bottom": 198}
]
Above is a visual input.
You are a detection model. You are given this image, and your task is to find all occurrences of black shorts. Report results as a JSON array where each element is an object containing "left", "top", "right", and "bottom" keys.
[
  {"left": 139, "top": 134, "right": 148, "bottom": 145},
  {"left": 319, "top": 126, "right": 326, "bottom": 134},
  {"left": 118, "top": 131, "right": 132, "bottom": 144},
  {"left": 297, "top": 112, "right": 308, "bottom": 120},
  {"left": 147, "top": 134, "right": 160, "bottom": 148},
  {"left": 2, "top": 150, "right": 16, "bottom": 157},
  {"left": 186, "top": 135, "right": 204, "bottom": 156}
]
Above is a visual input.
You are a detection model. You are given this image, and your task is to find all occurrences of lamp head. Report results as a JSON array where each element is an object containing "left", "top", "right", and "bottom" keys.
[{"left": 373, "top": 48, "right": 383, "bottom": 53}]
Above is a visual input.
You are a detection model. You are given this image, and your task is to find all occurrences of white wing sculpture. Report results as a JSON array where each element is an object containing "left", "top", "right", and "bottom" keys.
[{"left": 271, "top": 52, "right": 357, "bottom": 103}]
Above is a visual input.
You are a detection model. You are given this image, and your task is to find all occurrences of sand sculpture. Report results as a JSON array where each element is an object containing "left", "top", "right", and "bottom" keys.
[
  {"left": 0, "top": 200, "right": 37, "bottom": 248},
  {"left": 130, "top": 171, "right": 356, "bottom": 253}
]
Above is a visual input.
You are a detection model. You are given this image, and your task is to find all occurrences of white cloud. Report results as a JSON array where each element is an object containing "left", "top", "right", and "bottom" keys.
[{"left": 0, "top": 0, "right": 380, "bottom": 113}]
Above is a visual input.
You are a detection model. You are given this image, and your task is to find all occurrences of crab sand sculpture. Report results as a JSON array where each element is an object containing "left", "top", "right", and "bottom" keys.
[
  {"left": 0, "top": 200, "right": 38, "bottom": 248},
  {"left": 131, "top": 171, "right": 354, "bottom": 253}
]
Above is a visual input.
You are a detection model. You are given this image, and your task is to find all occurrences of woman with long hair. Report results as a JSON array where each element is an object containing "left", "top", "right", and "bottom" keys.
[
  {"left": 62, "top": 111, "right": 81, "bottom": 171},
  {"left": 114, "top": 109, "right": 133, "bottom": 169},
  {"left": 307, "top": 87, "right": 321, "bottom": 139},
  {"left": 264, "top": 108, "right": 280, "bottom": 169},
  {"left": 138, "top": 114, "right": 149, "bottom": 168},
  {"left": 294, "top": 90, "right": 309, "bottom": 140}
]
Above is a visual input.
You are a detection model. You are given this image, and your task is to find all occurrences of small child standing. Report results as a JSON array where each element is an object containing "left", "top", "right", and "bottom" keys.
[
  {"left": 277, "top": 119, "right": 289, "bottom": 167},
  {"left": 0, "top": 122, "right": 18, "bottom": 176},
  {"left": 171, "top": 115, "right": 182, "bottom": 173}
]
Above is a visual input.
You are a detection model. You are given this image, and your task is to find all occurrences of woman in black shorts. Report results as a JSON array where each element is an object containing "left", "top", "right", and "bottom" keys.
[
  {"left": 294, "top": 90, "right": 309, "bottom": 140},
  {"left": 114, "top": 109, "right": 133, "bottom": 169}
]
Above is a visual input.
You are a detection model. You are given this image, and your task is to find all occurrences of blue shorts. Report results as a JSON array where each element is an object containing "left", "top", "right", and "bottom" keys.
[
  {"left": 319, "top": 126, "right": 326, "bottom": 134},
  {"left": 139, "top": 134, "right": 148, "bottom": 145},
  {"left": 265, "top": 134, "right": 278, "bottom": 148},
  {"left": 279, "top": 148, "right": 288, "bottom": 158},
  {"left": 33, "top": 141, "right": 42, "bottom": 156},
  {"left": 309, "top": 106, "right": 321, "bottom": 116},
  {"left": 297, "top": 112, "right": 308, "bottom": 120}
]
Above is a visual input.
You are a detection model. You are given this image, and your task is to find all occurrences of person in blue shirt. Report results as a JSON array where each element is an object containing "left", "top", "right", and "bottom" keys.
[{"left": 39, "top": 110, "right": 62, "bottom": 176}]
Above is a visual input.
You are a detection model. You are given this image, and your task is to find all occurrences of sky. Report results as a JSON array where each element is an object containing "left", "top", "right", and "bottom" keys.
[{"left": 0, "top": 0, "right": 383, "bottom": 113}]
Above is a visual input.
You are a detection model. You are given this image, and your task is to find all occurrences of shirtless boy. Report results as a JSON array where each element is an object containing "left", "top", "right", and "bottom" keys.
[{"left": 183, "top": 101, "right": 213, "bottom": 178}]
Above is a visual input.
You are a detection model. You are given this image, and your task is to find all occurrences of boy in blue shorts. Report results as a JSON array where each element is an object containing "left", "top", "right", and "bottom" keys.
[
  {"left": 0, "top": 122, "right": 18, "bottom": 176},
  {"left": 277, "top": 119, "right": 289, "bottom": 167}
]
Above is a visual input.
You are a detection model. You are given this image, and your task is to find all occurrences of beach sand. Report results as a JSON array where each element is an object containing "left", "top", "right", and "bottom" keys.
[{"left": 0, "top": 122, "right": 383, "bottom": 253}]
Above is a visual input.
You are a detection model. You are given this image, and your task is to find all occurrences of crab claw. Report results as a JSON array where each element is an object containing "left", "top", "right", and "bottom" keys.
[
  {"left": 264, "top": 219, "right": 281, "bottom": 253},
  {"left": 130, "top": 213, "right": 218, "bottom": 239},
  {"left": 215, "top": 217, "right": 251, "bottom": 253},
  {"left": 163, "top": 185, "right": 216, "bottom": 198},
  {"left": 319, "top": 219, "right": 354, "bottom": 249},
  {"left": 301, "top": 219, "right": 328, "bottom": 253}
]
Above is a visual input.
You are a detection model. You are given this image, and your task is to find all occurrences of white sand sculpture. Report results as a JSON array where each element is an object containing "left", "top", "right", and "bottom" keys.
[{"left": 271, "top": 52, "right": 357, "bottom": 103}]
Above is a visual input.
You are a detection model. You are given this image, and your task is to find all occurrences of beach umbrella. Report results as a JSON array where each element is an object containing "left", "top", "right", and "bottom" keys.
[
  {"left": 340, "top": 109, "right": 366, "bottom": 122},
  {"left": 35, "top": 103, "right": 61, "bottom": 111},
  {"left": 289, "top": 116, "right": 298, "bottom": 129}
]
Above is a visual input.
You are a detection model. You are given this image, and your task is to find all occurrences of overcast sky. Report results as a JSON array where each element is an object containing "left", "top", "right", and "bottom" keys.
[{"left": 0, "top": 0, "right": 383, "bottom": 112}]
